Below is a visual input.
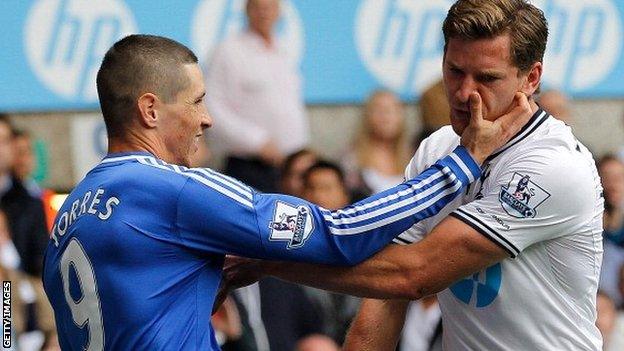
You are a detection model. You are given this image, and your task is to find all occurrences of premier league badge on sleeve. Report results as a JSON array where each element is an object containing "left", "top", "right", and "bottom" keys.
[
  {"left": 269, "top": 201, "right": 314, "bottom": 249},
  {"left": 499, "top": 172, "right": 550, "bottom": 218}
]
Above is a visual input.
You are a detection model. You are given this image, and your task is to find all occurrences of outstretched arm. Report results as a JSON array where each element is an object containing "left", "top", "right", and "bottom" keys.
[{"left": 252, "top": 215, "right": 508, "bottom": 299}]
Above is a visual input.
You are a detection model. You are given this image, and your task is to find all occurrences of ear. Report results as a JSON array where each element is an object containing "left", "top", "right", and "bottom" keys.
[
  {"left": 137, "top": 93, "right": 159, "bottom": 129},
  {"left": 520, "top": 62, "right": 542, "bottom": 96}
]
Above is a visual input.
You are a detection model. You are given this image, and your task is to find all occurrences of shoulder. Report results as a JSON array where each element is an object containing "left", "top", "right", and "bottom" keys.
[{"left": 405, "top": 126, "right": 459, "bottom": 178}]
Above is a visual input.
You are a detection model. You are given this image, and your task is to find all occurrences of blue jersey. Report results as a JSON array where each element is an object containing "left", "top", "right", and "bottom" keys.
[{"left": 42, "top": 147, "right": 479, "bottom": 350}]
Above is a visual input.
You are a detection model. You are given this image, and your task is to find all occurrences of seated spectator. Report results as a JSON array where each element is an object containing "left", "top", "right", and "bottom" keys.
[
  {"left": 295, "top": 334, "right": 340, "bottom": 351},
  {"left": 279, "top": 149, "right": 317, "bottom": 197},
  {"left": 600, "top": 155, "right": 624, "bottom": 245},
  {"left": 0, "top": 208, "right": 55, "bottom": 350},
  {"left": 537, "top": 89, "right": 572, "bottom": 124},
  {"left": 599, "top": 155, "right": 624, "bottom": 306},
  {"left": 12, "top": 130, "right": 41, "bottom": 197},
  {"left": 11, "top": 129, "right": 57, "bottom": 231},
  {"left": 302, "top": 161, "right": 360, "bottom": 343},
  {"left": 0, "top": 115, "right": 48, "bottom": 278},
  {"left": 303, "top": 161, "right": 350, "bottom": 210},
  {"left": 342, "top": 90, "right": 412, "bottom": 196}
]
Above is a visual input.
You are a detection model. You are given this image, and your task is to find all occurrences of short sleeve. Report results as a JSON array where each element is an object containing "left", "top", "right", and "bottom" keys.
[{"left": 450, "top": 149, "right": 596, "bottom": 257}]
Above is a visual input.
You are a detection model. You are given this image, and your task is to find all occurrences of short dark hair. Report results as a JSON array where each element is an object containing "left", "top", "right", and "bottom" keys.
[
  {"left": 280, "top": 148, "right": 316, "bottom": 178},
  {"left": 443, "top": 0, "right": 548, "bottom": 72},
  {"left": 303, "top": 160, "right": 346, "bottom": 187},
  {"left": 96, "top": 34, "right": 198, "bottom": 139}
]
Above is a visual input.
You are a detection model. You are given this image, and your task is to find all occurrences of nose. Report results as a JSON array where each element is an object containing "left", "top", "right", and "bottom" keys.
[
  {"left": 455, "top": 76, "right": 476, "bottom": 104},
  {"left": 201, "top": 111, "right": 213, "bottom": 130}
]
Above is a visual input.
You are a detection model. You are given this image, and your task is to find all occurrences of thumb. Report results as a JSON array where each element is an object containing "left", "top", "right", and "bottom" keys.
[{"left": 469, "top": 92, "right": 483, "bottom": 126}]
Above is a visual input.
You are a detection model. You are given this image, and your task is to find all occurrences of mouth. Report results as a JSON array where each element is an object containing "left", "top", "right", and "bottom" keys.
[{"left": 451, "top": 107, "right": 470, "bottom": 120}]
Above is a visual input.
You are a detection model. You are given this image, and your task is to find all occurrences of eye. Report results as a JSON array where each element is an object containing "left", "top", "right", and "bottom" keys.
[
  {"left": 478, "top": 75, "right": 500, "bottom": 83},
  {"left": 449, "top": 67, "right": 463, "bottom": 75}
]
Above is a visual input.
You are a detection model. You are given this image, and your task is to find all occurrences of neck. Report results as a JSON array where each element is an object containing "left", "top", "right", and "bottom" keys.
[
  {"left": 107, "top": 129, "right": 161, "bottom": 159},
  {"left": 369, "top": 138, "right": 395, "bottom": 151}
]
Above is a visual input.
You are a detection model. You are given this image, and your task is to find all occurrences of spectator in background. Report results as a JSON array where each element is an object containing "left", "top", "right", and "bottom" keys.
[
  {"left": 538, "top": 89, "right": 572, "bottom": 125},
  {"left": 204, "top": 0, "right": 309, "bottom": 192},
  {"left": 0, "top": 208, "right": 55, "bottom": 350},
  {"left": 599, "top": 155, "right": 624, "bottom": 307},
  {"left": 416, "top": 79, "right": 450, "bottom": 148},
  {"left": 279, "top": 149, "right": 317, "bottom": 197},
  {"left": 302, "top": 161, "right": 360, "bottom": 344},
  {"left": 0, "top": 115, "right": 48, "bottom": 278},
  {"left": 343, "top": 90, "right": 412, "bottom": 197},
  {"left": 254, "top": 147, "right": 324, "bottom": 351},
  {"left": 12, "top": 130, "right": 41, "bottom": 197},
  {"left": 12, "top": 129, "right": 57, "bottom": 231}
]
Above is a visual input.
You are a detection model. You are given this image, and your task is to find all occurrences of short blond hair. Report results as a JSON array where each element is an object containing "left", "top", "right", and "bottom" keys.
[{"left": 442, "top": 0, "right": 548, "bottom": 72}]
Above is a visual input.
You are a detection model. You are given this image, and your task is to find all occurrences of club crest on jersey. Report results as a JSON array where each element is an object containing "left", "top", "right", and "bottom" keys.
[
  {"left": 269, "top": 201, "right": 314, "bottom": 249},
  {"left": 499, "top": 172, "right": 550, "bottom": 218}
]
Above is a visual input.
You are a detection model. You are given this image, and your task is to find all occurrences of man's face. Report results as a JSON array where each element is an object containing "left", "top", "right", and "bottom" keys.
[
  {"left": 280, "top": 152, "right": 316, "bottom": 196},
  {"left": 365, "top": 93, "right": 404, "bottom": 142},
  {"left": 247, "top": 0, "right": 280, "bottom": 37},
  {"left": 304, "top": 169, "right": 349, "bottom": 210},
  {"left": 600, "top": 159, "right": 624, "bottom": 208},
  {"left": 158, "top": 64, "right": 212, "bottom": 167},
  {"left": 13, "top": 135, "right": 34, "bottom": 180},
  {"left": 443, "top": 35, "right": 531, "bottom": 135}
]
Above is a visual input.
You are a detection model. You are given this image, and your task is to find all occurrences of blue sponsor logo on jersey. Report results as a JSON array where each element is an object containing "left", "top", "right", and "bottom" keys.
[
  {"left": 450, "top": 263, "right": 502, "bottom": 308},
  {"left": 269, "top": 201, "right": 314, "bottom": 249},
  {"left": 499, "top": 172, "right": 550, "bottom": 218}
]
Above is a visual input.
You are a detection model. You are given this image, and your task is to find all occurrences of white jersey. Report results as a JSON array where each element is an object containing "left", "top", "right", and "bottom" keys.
[{"left": 395, "top": 109, "right": 604, "bottom": 350}]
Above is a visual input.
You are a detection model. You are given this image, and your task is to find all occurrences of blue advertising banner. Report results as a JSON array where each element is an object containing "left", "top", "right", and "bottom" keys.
[{"left": 0, "top": 0, "right": 623, "bottom": 111}]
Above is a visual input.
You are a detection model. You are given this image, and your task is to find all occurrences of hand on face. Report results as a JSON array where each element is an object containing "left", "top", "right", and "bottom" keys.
[{"left": 460, "top": 91, "right": 533, "bottom": 164}]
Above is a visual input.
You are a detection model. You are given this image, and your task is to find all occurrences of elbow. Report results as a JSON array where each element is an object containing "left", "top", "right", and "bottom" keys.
[{"left": 396, "top": 259, "right": 432, "bottom": 300}]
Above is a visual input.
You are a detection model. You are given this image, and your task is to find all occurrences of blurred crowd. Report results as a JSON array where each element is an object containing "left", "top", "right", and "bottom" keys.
[{"left": 2, "top": 0, "right": 624, "bottom": 350}]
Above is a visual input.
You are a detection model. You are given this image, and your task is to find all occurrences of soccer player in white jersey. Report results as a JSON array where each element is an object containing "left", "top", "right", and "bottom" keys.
[{"left": 220, "top": 0, "right": 604, "bottom": 349}]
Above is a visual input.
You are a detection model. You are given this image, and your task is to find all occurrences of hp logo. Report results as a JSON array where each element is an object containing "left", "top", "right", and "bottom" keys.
[
  {"left": 449, "top": 263, "right": 502, "bottom": 308},
  {"left": 356, "top": 0, "right": 622, "bottom": 96},
  {"left": 355, "top": 0, "right": 449, "bottom": 97},
  {"left": 190, "top": 0, "right": 304, "bottom": 65},
  {"left": 24, "top": 0, "right": 137, "bottom": 102},
  {"left": 535, "top": 0, "right": 623, "bottom": 91}
]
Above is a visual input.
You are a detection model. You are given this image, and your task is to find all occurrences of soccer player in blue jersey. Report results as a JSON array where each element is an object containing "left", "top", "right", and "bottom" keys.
[{"left": 42, "top": 34, "right": 532, "bottom": 350}]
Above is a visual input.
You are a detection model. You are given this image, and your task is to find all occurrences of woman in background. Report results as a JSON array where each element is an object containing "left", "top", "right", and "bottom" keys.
[{"left": 343, "top": 90, "right": 413, "bottom": 196}]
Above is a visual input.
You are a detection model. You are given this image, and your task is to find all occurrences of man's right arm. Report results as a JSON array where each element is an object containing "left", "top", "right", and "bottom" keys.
[{"left": 176, "top": 145, "right": 481, "bottom": 266}]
